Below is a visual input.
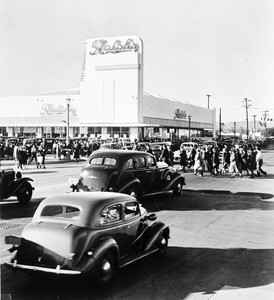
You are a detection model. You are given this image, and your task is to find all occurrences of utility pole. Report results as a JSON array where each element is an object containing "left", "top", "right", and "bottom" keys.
[
  {"left": 252, "top": 114, "right": 256, "bottom": 133},
  {"left": 206, "top": 95, "right": 211, "bottom": 109},
  {"left": 219, "top": 108, "right": 222, "bottom": 139},
  {"left": 242, "top": 98, "right": 251, "bottom": 141},
  {"left": 262, "top": 110, "right": 269, "bottom": 137},
  {"left": 234, "top": 122, "right": 236, "bottom": 137}
]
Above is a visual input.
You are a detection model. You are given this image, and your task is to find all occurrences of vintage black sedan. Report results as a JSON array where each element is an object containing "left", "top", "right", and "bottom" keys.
[
  {"left": 70, "top": 150, "right": 185, "bottom": 199},
  {"left": 5, "top": 192, "right": 169, "bottom": 284}
]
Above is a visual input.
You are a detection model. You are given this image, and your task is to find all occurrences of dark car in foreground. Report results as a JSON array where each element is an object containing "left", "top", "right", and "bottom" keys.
[
  {"left": 0, "top": 168, "right": 34, "bottom": 204},
  {"left": 5, "top": 192, "right": 169, "bottom": 284},
  {"left": 69, "top": 150, "right": 185, "bottom": 199}
]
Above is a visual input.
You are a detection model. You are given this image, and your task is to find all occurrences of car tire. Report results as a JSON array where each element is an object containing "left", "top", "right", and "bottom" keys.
[
  {"left": 172, "top": 178, "right": 183, "bottom": 196},
  {"left": 158, "top": 235, "right": 168, "bottom": 256},
  {"left": 95, "top": 251, "right": 116, "bottom": 285},
  {"left": 17, "top": 182, "right": 33, "bottom": 205}
]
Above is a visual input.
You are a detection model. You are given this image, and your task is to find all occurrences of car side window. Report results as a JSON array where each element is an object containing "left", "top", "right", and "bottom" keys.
[
  {"left": 126, "top": 158, "right": 134, "bottom": 169},
  {"left": 100, "top": 204, "right": 122, "bottom": 225},
  {"left": 147, "top": 156, "right": 156, "bottom": 167},
  {"left": 124, "top": 201, "right": 139, "bottom": 220},
  {"left": 135, "top": 157, "right": 146, "bottom": 169}
]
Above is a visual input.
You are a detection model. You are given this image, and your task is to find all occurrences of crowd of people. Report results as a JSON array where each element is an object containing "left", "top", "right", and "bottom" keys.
[
  {"left": 177, "top": 143, "right": 267, "bottom": 179},
  {"left": 0, "top": 136, "right": 269, "bottom": 179}
]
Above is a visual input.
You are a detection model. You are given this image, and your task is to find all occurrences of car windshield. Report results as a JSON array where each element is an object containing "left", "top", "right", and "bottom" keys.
[
  {"left": 41, "top": 205, "right": 80, "bottom": 220},
  {"left": 89, "top": 157, "right": 116, "bottom": 166}
]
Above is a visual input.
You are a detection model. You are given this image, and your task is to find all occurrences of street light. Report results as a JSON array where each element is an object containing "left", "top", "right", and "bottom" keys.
[
  {"left": 188, "top": 115, "right": 191, "bottom": 142},
  {"left": 66, "top": 96, "right": 71, "bottom": 147}
]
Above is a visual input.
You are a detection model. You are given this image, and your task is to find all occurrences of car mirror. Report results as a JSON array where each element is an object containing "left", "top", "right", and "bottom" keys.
[{"left": 147, "top": 213, "right": 157, "bottom": 221}]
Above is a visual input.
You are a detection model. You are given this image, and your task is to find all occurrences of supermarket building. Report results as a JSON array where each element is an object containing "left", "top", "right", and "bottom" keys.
[{"left": 0, "top": 36, "right": 216, "bottom": 141}]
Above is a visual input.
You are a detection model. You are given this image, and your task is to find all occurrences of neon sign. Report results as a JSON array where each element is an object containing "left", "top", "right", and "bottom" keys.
[{"left": 89, "top": 38, "right": 139, "bottom": 55}]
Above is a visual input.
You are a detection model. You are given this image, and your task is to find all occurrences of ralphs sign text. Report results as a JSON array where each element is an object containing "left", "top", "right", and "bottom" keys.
[{"left": 89, "top": 38, "right": 139, "bottom": 55}]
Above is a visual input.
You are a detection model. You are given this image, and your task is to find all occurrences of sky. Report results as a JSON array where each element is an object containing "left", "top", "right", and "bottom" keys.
[{"left": 1, "top": 0, "right": 274, "bottom": 122}]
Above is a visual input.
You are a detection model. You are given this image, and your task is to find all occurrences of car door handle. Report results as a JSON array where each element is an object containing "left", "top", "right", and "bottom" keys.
[{"left": 124, "top": 225, "right": 130, "bottom": 229}]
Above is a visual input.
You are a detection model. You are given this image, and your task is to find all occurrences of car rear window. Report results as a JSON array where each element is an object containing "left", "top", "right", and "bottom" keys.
[
  {"left": 89, "top": 157, "right": 116, "bottom": 166},
  {"left": 41, "top": 205, "right": 80, "bottom": 220}
]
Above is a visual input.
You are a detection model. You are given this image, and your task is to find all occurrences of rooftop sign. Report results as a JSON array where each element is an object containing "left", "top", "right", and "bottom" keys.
[{"left": 88, "top": 37, "right": 141, "bottom": 55}]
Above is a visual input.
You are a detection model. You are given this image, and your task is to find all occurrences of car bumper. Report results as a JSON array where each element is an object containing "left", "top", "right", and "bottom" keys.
[{"left": 5, "top": 261, "right": 81, "bottom": 275}]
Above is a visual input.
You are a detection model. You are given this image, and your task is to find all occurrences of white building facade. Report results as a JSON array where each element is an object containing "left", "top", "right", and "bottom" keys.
[{"left": 0, "top": 35, "right": 216, "bottom": 141}]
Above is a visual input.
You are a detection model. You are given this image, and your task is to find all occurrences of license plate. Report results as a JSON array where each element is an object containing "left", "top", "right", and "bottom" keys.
[{"left": 5, "top": 235, "right": 23, "bottom": 245}]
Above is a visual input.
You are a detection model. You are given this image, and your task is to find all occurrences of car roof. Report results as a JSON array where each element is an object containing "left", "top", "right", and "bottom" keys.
[
  {"left": 90, "top": 149, "right": 153, "bottom": 159},
  {"left": 33, "top": 192, "right": 137, "bottom": 228}
]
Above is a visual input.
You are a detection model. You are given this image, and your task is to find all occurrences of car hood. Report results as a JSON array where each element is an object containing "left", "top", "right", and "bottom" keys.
[{"left": 78, "top": 167, "right": 119, "bottom": 191}]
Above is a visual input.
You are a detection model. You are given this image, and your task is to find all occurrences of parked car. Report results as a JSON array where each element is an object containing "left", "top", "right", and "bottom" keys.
[
  {"left": 0, "top": 168, "right": 34, "bottom": 204},
  {"left": 5, "top": 192, "right": 170, "bottom": 284},
  {"left": 99, "top": 142, "right": 122, "bottom": 150},
  {"left": 137, "top": 142, "right": 151, "bottom": 152},
  {"left": 121, "top": 141, "right": 134, "bottom": 150},
  {"left": 149, "top": 142, "right": 169, "bottom": 161},
  {"left": 69, "top": 150, "right": 185, "bottom": 199},
  {"left": 173, "top": 142, "right": 198, "bottom": 164}
]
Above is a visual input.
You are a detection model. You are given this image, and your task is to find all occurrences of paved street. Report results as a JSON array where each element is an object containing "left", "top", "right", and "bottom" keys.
[{"left": 1, "top": 150, "right": 274, "bottom": 299}]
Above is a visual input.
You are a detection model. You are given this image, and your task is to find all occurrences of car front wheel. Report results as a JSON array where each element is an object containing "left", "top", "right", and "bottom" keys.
[
  {"left": 172, "top": 179, "right": 183, "bottom": 196},
  {"left": 158, "top": 235, "right": 168, "bottom": 256},
  {"left": 17, "top": 182, "right": 33, "bottom": 205}
]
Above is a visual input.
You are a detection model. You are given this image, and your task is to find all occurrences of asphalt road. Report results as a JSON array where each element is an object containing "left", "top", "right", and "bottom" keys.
[{"left": 1, "top": 152, "right": 274, "bottom": 300}]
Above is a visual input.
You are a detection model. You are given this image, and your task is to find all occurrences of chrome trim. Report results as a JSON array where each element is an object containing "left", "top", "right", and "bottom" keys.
[
  {"left": 119, "top": 249, "right": 158, "bottom": 268},
  {"left": 5, "top": 263, "right": 81, "bottom": 275}
]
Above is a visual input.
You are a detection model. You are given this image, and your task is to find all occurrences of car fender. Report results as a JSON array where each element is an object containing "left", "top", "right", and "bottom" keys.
[
  {"left": 143, "top": 222, "right": 170, "bottom": 252},
  {"left": 162, "top": 173, "right": 185, "bottom": 191},
  {"left": 116, "top": 178, "right": 142, "bottom": 194},
  {"left": 77, "top": 237, "right": 119, "bottom": 274},
  {"left": 10, "top": 178, "right": 34, "bottom": 195}
]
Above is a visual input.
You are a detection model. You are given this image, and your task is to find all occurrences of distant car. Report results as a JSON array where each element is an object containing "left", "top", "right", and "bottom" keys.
[
  {"left": 99, "top": 142, "right": 122, "bottom": 150},
  {"left": 149, "top": 142, "right": 169, "bottom": 161},
  {"left": 137, "top": 142, "right": 151, "bottom": 152},
  {"left": 69, "top": 150, "right": 185, "bottom": 199},
  {"left": 173, "top": 142, "right": 198, "bottom": 164},
  {"left": 122, "top": 142, "right": 134, "bottom": 150},
  {"left": 5, "top": 192, "right": 170, "bottom": 284}
]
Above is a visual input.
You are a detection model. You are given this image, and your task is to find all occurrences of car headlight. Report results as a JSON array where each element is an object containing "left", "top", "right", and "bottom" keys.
[{"left": 68, "top": 253, "right": 76, "bottom": 260}]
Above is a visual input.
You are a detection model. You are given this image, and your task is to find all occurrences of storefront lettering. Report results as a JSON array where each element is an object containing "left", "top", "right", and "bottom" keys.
[
  {"left": 89, "top": 38, "right": 139, "bottom": 55},
  {"left": 40, "top": 104, "right": 77, "bottom": 116},
  {"left": 174, "top": 109, "right": 187, "bottom": 119}
]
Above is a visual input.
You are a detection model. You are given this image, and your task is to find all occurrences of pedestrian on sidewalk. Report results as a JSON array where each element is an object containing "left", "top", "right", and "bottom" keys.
[
  {"left": 248, "top": 146, "right": 256, "bottom": 178},
  {"left": 179, "top": 145, "right": 188, "bottom": 172},
  {"left": 241, "top": 147, "right": 249, "bottom": 176},
  {"left": 222, "top": 144, "right": 230, "bottom": 174},
  {"left": 18, "top": 145, "right": 28, "bottom": 169},
  {"left": 211, "top": 147, "right": 221, "bottom": 177},
  {"left": 229, "top": 149, "right": 240, "bottom": 178},
  {"left": 193, "top": 148, "right": 205, "bottom": 176},
  {"left": 27, "top": 143, "right": 38, "bottom": 167},
  {"left": 255, "top": 145, "right": 267, "bottom": 177},
  {"left": 37, "top": 144, "right": 47, "bottom": 168},
  {"left": 13, "top": 142, "right": 19, "bottom": 169},
  {"left": 235, "top": 148, "right": 243, "bottom": 177}
]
